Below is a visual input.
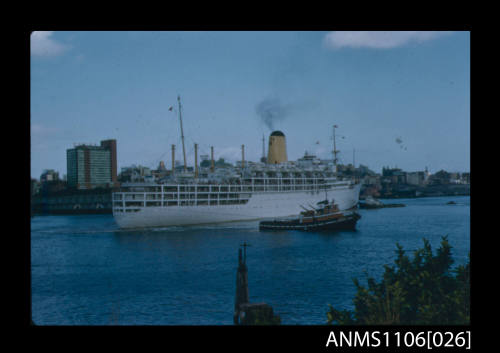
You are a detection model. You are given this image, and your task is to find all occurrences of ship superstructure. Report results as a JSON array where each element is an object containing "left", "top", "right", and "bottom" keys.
[{"left": 112, "top": 96, "right": 361, "bottom": 229}]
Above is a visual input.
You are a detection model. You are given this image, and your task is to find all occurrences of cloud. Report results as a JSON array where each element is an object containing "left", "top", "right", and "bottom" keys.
[
  {"left": 31, "top": 31, "right": 68, "bottom": 57},
  {"left": 31, "top": 123, "right": 60, "bottom": 136},
  {"left": 323, "top": 31, "right": 452, "bottom": 50}
]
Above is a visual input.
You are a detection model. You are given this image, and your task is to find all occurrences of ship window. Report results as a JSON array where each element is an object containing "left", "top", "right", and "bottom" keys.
[{"left": 125, "top": 201, "right": 143, "bottom": 207}]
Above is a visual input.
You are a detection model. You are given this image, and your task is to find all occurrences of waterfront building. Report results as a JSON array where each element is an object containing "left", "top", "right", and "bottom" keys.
[
  {"left": 356, "top": 164, "right": 377, "bottom": 177},
  {"left": 382, "top": 167, "right": 406, "bottom": 184},
  {"left": 119, "top": 165, "right": 152, "bottom": 183},
  {"left": 363, "top": 175, "right": 380, "bottom": 186},
  {"left": 428, "top": 170, "right": 451, "bottom": 185},
  {"left": 424, "top": 167, "right": 431, "bottom": 182},
  {"left": 31, "top": 178, "right": 41, "bottom": 196},
  {"left": 406, "top": 171, "right": 426, "bottom": 186},
  {"left": 40, "top": 169, "right": 60, "bottom": 183},
  {"left": 337, "top": 164, "right": 356, "bottom": 176},
  {"left": 100, "top": 139, "right": 118, "bottom": 185},
  {"left": 461, "top": 172, "right": 470, "bottom": 184},
  {"left": 449, "top": 172, "right": 462, "bottom": 184},
  {"left": 66, "top": 139, "right": 117, "bottom": 189}
]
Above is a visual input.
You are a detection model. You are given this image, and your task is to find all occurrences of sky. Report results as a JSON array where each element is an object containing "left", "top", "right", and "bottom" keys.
[{"left": 30, "top": 31, "right": 470, "bottom": 179}]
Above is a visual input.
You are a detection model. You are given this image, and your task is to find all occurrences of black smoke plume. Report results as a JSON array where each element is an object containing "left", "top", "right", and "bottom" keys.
[{"left": 255, "top": 97, "right": 291, "bottom": 131}]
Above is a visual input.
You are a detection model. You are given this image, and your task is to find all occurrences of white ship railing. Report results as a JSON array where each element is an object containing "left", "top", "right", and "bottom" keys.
[{"left": 112, "top": 177, "right": 356, "bottom": 211}]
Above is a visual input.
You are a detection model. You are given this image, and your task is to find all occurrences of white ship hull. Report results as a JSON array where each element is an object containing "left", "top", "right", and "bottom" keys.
[{"left": 113, "top": 183, "right": 361, "bottom": 229}]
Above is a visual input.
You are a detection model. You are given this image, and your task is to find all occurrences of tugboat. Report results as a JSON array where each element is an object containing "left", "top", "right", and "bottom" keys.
[{"left": 259, "top": 199, "right": 361, "bottom": 231}]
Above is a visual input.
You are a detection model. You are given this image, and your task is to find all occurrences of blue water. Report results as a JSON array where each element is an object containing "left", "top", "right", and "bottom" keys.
[{"left": 31, "top": 196, "right": 470, "bottom": 325}]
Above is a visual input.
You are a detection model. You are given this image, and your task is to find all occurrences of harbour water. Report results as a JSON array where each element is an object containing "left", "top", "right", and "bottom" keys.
[{"left": 31, "top": 195, "right": 470, "bottom": 325}]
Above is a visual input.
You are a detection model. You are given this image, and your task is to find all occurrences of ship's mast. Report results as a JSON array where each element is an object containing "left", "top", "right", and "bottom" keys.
[
  {"left": 211, "top": 146, "right": 215, "bottom": 172},
  {"left": 177, "top": 95, "right": 187, "bottom": 172},
  {"left": 241, "top": 144, "right": 245, "bottom": 169},
  {"left": 194, "top": 143, "right": 198, "bottom": 178},
  {"left": 171, "top": 144, "right": 175, "bottom": 176},
  {"left": 332, "top": 125, "right": 339, "bottom": 171},
  {"left": 262, "top": 134, "right": 265, "bottom": 159}
]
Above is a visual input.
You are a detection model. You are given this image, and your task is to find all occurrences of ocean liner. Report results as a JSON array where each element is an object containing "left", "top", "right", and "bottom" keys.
[{"left": 112, "top": 97, "right": 361, "bottom": 229}]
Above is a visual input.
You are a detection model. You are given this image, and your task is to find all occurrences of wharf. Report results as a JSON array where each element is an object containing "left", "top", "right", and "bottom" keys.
[{"left": 31, "top": 188, "right": 112, "bottom": 215}]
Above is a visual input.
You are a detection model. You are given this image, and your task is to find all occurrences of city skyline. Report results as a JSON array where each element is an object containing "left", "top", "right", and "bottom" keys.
[{"left": 31, "top": 31, "right": 470, "bottom": 179}]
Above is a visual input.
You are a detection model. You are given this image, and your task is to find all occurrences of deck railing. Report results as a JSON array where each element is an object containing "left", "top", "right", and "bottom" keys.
[{"left": 112, "top": 177, "right": 353, "bottom": 211}]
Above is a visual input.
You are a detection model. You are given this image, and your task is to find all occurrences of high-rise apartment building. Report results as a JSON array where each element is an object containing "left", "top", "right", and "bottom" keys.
[
  {"left": 67, "top": 139, "right": 117, "bottom": 189},
  {"left": 100, "top": 139, "right": 117, "bottom": 184}
]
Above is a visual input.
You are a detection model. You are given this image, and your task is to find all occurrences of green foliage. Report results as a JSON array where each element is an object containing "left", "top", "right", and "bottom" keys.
[{"left": 327, "top": 236, "right": 470, "bottom": 325}]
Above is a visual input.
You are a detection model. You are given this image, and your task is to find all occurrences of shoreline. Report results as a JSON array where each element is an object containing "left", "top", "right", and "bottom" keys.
[{"left": 32, "top": 194, "right": 469, "bottom": 217}]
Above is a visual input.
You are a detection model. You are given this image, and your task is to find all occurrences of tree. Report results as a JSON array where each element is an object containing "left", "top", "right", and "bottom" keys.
[{"left": 327, "top": 236, "right": 470, "bottom": 325}]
